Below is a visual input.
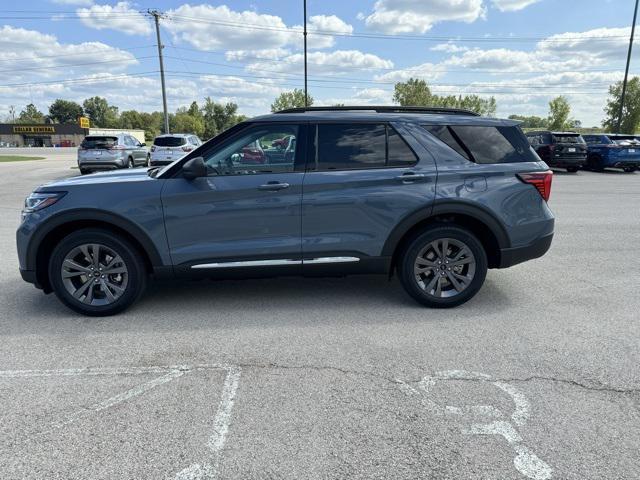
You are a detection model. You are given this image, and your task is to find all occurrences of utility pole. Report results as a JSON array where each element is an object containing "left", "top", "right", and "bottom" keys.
[
  {"left": 303, "top": 0, "right": 308, "bottom": 107},
  {"left": 617, "top": 0, "right": 639, "bottom": 132},
  {"left": 149, "top": 10, "right": 170, "bottom": 134}
]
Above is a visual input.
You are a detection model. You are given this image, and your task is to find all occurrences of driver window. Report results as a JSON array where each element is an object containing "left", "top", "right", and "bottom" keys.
[{"left": 204, "top": 125, "right": 299, "bottom": 176}]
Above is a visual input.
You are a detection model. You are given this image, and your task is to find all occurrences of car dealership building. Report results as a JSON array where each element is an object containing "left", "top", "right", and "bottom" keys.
[{"left": 0, "top": 123, "right": 145, "bottom": 147}]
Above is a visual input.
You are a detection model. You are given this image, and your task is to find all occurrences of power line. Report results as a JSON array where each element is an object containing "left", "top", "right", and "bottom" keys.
[
  {"left": 166, "top": 14, "right": 634, "bottom": 43},
  {"left": 0, "top": 56, "right": 155, "bottom": 73}
]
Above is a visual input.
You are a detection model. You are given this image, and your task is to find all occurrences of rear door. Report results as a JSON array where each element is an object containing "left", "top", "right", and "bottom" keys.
[
  {"left": 161, "top": 123, "right": 307, "bottom": 269},
  {"left": 301, "top": 122, "right": 436, "bottom": 266}
]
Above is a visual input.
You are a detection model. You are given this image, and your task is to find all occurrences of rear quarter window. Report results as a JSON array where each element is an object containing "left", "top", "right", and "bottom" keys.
[{"left": 423, "top": 124, "right": 539, "bottom": 164}]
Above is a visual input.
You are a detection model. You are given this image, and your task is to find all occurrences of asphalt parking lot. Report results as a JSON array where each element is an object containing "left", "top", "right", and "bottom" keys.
[{"left": 1, "top": 148, "right": 639, "bottom": 479}]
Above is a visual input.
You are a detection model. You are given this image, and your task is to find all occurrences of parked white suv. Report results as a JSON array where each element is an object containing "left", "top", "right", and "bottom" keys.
[{"left": 149, "top": 134, "right": 202, "bottom": 166}]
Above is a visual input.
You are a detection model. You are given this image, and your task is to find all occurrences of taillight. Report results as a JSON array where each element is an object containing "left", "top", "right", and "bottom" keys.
[
  {"left": 150, "top": 145, "right": 156, "bottom": 152},
  {"left": 182, "top": 146, "right": 193, "bottom": 152},
  {"left": 517, "top": 170, "right": 553, "bottom": 202}
]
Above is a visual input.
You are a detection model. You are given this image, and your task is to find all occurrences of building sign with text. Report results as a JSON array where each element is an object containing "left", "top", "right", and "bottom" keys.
[{"left": 13, "top": 126, "right": 56, "bottom": 134}]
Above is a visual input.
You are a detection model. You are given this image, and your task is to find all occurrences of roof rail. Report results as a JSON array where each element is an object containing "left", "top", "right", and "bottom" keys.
[{"left": 275, "top": 106, "right": 480, "bottom": 116}]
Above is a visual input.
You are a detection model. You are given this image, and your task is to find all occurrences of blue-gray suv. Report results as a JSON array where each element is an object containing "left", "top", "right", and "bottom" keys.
[{"left": 17, "top": 107, "right": 555, "bottom": 316}]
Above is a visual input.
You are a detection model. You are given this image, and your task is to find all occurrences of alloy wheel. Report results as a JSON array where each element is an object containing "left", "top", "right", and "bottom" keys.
[
  {"left": 414, "top": 238, "right": 476, "bottom": 298},
  {"left": 60, "top": 243, "right": 129, "bottom": 306}
]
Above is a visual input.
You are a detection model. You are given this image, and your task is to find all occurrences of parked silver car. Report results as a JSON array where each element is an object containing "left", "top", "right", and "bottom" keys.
[
  {"left": 78, "top": 134, "right": 149, "bottom": 174},
  {"left": 149, "top": 133, "right": 202, "bottom": 166}
]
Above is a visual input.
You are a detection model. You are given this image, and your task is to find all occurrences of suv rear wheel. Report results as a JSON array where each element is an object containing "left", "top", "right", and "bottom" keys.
[
  {"left": 398, "top": 226, "right": 488, "bottom": 308},
  {"left": 48, "top": 229, "right": 147, "bottom": 316}
]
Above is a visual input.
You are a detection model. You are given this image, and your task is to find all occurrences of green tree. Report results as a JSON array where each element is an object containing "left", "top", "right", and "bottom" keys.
[
  {"left": 83, "top": 96, "right": 119, "bottom": 128},
  {"left": 202, "top": 98, "right": 244, "bottom": 139},
  {"left": 508, "top": 115, "right": 548, "bottom": 129},
  {"left": 18, "top": 103, "right": 45, "bottom": 124},
  {"left": 393, "top": 78, "right": 496, "bottom": 116},
  {"left": 547, "top": 96, "right": 572, "bottom": 130},
  {"left": 393, "top": 78, "right": 433, "bottom": 106},
  {"left": 270, "top": 89, "right": 313, "bottom": 112},
  {"left": 603, "top": 77, "right": 640, "bottom": 133},
  {"left": 48, "top": 99, "right": 83, "bottom": 124},
  {"left": 170, "top": 106, "right": 205, "bottom": 137},
  {"left": 119, "top": 110, "right": 165, "bottom": 141}
]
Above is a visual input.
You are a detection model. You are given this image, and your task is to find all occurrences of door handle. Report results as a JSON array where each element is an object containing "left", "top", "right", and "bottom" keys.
[
  {"left": 396, "top": 172, "right": 426, "bottom": 182},
  {"left": 258, "top": 181, "right": 290, "bottom": 191}
]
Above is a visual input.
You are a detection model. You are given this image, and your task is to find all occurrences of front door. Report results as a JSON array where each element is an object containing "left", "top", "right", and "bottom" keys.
[{"left": 161, "top": 123, "right": 306, "bottom": 271}]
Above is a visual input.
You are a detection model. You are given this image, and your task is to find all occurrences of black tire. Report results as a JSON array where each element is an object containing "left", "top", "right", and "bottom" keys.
[
  {"left": 79, "top": 168, "right": 89, "bottom": 175},
  {"left": 587, "top": 154, "right": 604, "bottom": 172},
  {"left": 48, "top": 228, "right": 147, "bottom": 316},
  {"left": 623, "top": 167, "right": 636, "bottom": 173},
  {"left": 398, "top": 225, "right": 488, "bottom": 308},
  {"left": 566, "top": 167, "right": 579, "bottom": 173}
]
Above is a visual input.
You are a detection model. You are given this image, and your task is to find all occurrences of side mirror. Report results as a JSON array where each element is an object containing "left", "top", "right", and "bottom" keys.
[
  {"left": 182, "top": 156, "right": 207, "bottom": 180},
  {"left": 140, "top": 142, "right": 146, "bottom": 147}
]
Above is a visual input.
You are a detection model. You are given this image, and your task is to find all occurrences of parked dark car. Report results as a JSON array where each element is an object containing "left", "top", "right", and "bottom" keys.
[
  {"left": 525, "top": 131, "right": 587, "bottom": 172},
  {"left": 582, "top": 134, "right": 640, "bottom": 172},
  {"left": 17, "top": 106, "right": 555, "bottom": 316}
]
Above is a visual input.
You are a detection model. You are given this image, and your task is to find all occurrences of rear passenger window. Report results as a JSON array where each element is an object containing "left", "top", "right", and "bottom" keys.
[
  {"left": 317, "top": 124, "right": 385, "bottom": 170},
  {"left": 423, "top": 125, "right": 538, "bottom": 164},
  {"left": 315, "top": 124, "right": 416, "bottom": 171}
]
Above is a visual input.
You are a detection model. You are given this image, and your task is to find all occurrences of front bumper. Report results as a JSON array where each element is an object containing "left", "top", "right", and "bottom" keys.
[{"left": 498, "top": 233, "right": 554, "bottom": 268}]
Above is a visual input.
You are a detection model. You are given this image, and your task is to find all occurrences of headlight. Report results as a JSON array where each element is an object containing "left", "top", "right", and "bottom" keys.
[{"left": 23, "top": 192, "right": 66, "bottom": 214}]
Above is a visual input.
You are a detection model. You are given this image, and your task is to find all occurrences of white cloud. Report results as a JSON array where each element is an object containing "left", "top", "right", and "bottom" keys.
[
  {"left": 294, "top": 15, "right": 353, "bottom": 49},
  {"left": 165, "top": 4, "right": 292, "bottom": 51},
  {"left": 431, "top": 43, "right": 470, "bottom": 53},
  {"left": 363, "top": 0, "right": 486, "bottom": 34},
  {"left": 77, "top": 1, "right": 152, "bottom": 35},
  {"left": 165, "top": 6, "right": 353, "bottom": 54},
  {"left": 491, "top": 0, "right": 542, "bottom": 12},
  {"left": 246, "top": 50, "right": 393, "bottom": 76},
  {"left": 225, "top": 48, "right": 291, "bottom": 62},
  {"left": 537, "top": 27, "right": 633, "bottom": 59},
  {"left": 374, "top": 62, "right": 443, "bottom": 83},
  {"left": 0, "top": 25, "right": 138, "bottom": 84}
]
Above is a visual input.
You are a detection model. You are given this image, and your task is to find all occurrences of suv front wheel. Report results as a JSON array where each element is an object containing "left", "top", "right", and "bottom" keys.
[
  {"left": 48, "top": 229, "right": 147, "bottom": 316},
  {"left": 398, "top": 226, "right": 488, "bottom": 308}
]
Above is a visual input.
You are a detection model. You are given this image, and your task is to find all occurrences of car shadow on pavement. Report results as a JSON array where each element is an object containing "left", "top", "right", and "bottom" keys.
[{"left": 4, "top": 274, "right": 511, "bottom": 335}]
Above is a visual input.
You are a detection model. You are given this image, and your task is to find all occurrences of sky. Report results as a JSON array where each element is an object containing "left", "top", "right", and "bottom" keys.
[{"left": 0, "top": 0, "right": 638, "bottom": 126}]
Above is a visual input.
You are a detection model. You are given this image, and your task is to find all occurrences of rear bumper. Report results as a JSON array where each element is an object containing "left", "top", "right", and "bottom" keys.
[
  {"left": 149, "top": 160, "right": 173, "bottom": 166},
  {"left": 78, "top": 162, "right": 123, "bottom": 171},
  {"left": 498, "top": 233, "right": 553, "bottom": 268},
  {"left": 548, "top": 156, "right": 586, "bottom": 168}
]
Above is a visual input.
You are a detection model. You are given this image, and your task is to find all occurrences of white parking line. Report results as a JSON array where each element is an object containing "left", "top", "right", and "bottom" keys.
[
  {"left": 175, "top": 366, "right": 242, "bottom": 480},
  {"left": 1, "top": 363, "right": 243, "bottom": 480}
]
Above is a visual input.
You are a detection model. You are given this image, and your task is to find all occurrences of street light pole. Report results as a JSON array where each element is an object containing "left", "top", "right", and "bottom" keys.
[
  {"left": 617, "top": 0, "right": 639, "bottom": 132},
  {"left": 303, "top": 0, "right": 308, "bottom": 107},
  {"left": 149, "top": 10, "right": 170, "bottom": 134}
]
